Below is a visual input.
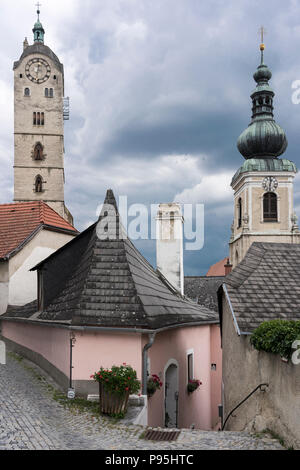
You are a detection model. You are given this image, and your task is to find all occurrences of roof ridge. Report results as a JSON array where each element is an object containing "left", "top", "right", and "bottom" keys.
[{"left": 225, "top": 243, "right": 266, "bottom": 289}]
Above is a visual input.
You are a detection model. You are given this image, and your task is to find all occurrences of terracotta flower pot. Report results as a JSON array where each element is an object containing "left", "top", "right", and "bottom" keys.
[{"left": 99, "top": 382, "right": 130, "bottom": 416}]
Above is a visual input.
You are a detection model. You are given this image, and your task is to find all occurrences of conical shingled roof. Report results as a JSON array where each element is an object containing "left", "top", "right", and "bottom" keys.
[{"left": 15, "top": 190, "right": 218, "bottom": 329}]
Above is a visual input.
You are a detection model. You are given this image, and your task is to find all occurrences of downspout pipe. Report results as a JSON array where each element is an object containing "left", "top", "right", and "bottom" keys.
[{"left": 142, "top": 333, "right": 156, "bottom": 395}]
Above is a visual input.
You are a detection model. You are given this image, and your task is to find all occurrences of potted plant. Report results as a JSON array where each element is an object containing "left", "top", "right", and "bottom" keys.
[
  {"left": 187, "top": 379, "right": 202, "bottom": 394},
  {"left": 147, "top": 374, "right": 163, "bottom": 397},
  {"left": 91, "top": 363, "right": 140, "bottom": 417}
]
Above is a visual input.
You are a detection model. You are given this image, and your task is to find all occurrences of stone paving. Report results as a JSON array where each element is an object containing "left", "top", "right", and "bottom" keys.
[{"left": 0, "top": 354, "right": 284, "bottom": 450}]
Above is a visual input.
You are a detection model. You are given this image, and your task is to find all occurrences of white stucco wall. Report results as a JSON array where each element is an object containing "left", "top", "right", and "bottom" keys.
[
  {"left": 0, "top": 262, "right": 9, "bottom": 315},
  {"left": 8, "top": 228, "right": 76, "bottom": 306}
]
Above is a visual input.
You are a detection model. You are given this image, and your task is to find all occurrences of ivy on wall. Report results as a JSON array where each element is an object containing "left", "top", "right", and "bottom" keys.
[{"left": 250, "top": 320, "right": 300, "bottom": 359}]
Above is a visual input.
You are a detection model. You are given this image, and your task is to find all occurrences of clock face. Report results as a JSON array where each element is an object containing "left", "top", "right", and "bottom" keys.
[
  {"left": 25, "top": 58, "right": 51, "bottom": 84},
  {"left": 262, "top": 176, "right": 278, "bottom": 192}
]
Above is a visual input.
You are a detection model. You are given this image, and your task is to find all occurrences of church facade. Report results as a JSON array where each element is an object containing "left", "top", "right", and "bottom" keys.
[{"left": 13, "top": 9, "right": 73, "bottom": 225}]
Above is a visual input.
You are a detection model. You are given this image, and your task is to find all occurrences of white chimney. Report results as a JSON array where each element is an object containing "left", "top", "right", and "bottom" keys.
[{"left": 156, "top": 203, "right": 184, "bottom": 295}]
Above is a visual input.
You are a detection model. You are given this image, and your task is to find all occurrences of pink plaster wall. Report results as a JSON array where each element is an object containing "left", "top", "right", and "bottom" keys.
[
  {"left": 2, "top": 320, "right": 222, "bottom": 431},
  {"left": 146, "top": 325, "right": 221, "bottom": 430},
  {"left": 2, "top": 321, "right": 70, "bottom": 376},
  {"left": 210, "top": 325, "right": 222, "bottom": 428},
  {"left": 72, "top": 331, "right": 143, "bottom": 381}
]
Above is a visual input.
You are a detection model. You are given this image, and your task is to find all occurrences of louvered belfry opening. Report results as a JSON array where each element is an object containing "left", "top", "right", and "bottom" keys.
[{"left": 263, "top": 192, "right": 277, "bottom": 221}]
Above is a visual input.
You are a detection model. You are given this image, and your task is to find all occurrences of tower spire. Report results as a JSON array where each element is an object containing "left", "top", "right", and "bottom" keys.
[
  {"left": 36, "top": 2, "right": 41, "bottom": 20},
  {"left": 33, "top": 2, "right": 45, "bottom": 44},
  {"left": 259, "top": 25, "right": 266, "bottom": 65},
  {"left": 236, "top": 33, "right": 288, "bottom": 160}
]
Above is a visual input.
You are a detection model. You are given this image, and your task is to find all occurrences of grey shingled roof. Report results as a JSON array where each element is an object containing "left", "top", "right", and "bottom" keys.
[
  {"left": 13, "top": 43, "right": 64, "bottom": 73},
  {"left": 184, "top": 276, "right": 224, "bottom": 312},
  {"left": 220, "top": 242, "right": 300, "bottom": 333},
  {"left": 4, "top": 190, "right": 218, "bottom": 330}
]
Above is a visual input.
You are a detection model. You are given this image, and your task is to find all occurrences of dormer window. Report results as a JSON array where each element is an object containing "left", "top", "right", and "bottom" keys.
[{"left": 263, "top": 192, "right": 278, "bottom": 221}]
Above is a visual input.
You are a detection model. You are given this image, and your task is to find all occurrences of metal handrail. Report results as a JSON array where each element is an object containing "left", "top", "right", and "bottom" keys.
[{"left": 222, "top": 383, "right": 269, "bottom": 431}]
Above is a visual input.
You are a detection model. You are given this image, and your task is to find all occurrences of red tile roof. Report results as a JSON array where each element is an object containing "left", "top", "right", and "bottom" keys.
[
  {"left": 206, "top": 257, "right": 228, "bottom": 277},
  {"left": 0, "top": 202, "right": 78, "bottom": 259}
]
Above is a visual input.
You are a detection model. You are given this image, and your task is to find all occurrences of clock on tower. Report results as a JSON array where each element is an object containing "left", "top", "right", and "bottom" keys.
[{"left": 13, "top": 6, "right": 73, "bottom": 225}]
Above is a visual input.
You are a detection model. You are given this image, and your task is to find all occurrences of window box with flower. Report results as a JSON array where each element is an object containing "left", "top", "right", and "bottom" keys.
[
  {"left": 91, "top": 363, "right": 141, "bottom": 418},
  {"left": 187, "top": 379, "right": 202, "bottom": 394},
  {"left": 147, "top": 374, "right": 163, "bottom": 398}
]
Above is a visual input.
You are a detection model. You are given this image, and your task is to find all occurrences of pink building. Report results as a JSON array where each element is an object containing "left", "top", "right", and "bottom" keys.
[{"left": 1, "top": 190, "right": 222, "bottom": 430}]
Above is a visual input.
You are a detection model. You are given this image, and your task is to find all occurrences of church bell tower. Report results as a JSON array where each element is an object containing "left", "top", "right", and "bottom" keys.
[
  {"left": 230, "top": 34, "right": 300, "bottom": 268},
  {"left": 13, "top": 6, "right": 73, "bottom": 224}
]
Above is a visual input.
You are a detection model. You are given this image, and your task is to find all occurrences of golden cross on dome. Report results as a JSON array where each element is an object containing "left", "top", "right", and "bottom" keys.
[
  {"left": 258, "top": 26, "right": 266, "bottom": 63},
  {"left": 259, "top": 26, "right": 266, "bottom": 44}
]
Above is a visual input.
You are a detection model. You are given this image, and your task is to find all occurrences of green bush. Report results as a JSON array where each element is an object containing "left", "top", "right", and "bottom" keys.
[{"left": 250, "top": 320, "right": 300, "bottom": 359}]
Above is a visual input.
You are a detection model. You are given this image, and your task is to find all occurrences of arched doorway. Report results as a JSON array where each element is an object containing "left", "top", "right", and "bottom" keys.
[{"left": 164, "top": 362, "right": 179, "bottom": 428}]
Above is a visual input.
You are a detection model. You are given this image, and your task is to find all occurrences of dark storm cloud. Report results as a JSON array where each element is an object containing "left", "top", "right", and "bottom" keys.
[{"left": 1, "top": 0, "right": 300, "bottom": 274}]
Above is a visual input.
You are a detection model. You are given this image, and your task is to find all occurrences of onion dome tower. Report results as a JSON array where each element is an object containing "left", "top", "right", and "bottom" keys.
[
  {"left": 237, "top": 42, "right": 287, "bottom": 159},
  {"left": 229, "top": 31, "right": 300, "bottom": 268}
]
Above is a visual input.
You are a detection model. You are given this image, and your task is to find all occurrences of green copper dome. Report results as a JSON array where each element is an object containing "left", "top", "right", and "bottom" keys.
[
  {"left": 232, "top": 158, "right": 297, "bottom": 185},
  {"left": 237, "top": 47, "right": 287, "bottom": 160}
]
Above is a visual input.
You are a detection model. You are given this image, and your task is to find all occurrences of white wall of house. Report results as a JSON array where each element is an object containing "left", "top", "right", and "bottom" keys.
[
  {"left": 0, "top": 262, "right": 9, "bottom": 315},
  {"left": 8, "top": 228, "right": 76, "bottom": 307}
]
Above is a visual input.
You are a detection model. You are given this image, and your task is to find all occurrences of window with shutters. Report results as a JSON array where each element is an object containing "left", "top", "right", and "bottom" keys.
[{"left": 263, "top": 192, "right": 278, "bottom": 221}]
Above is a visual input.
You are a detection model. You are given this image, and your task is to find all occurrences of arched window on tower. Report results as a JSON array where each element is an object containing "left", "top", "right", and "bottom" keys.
[
  {"left": 35, "top": 175, "right": 43, "bottom": 193},
  {"left": 24, "top": 88, "right": 30, "bottom": 97},
  {"left": 34, "top": 143, "right": 43, "bottom": 161},
  {"left": 263, "top": 192, "right": 278, "bottom": 221},
  {"left": 237, "top": 198, "right": 242, "bottom": 228}
]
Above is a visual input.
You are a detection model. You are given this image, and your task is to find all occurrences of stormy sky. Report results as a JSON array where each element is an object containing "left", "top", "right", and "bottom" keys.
[{"left": 1, "top": 0, "right": 300, "bottom": 275}]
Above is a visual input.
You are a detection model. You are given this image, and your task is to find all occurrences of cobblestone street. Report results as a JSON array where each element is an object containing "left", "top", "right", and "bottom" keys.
[{"left": 0, "top": 354, "right": 284, "bottom": 451}]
